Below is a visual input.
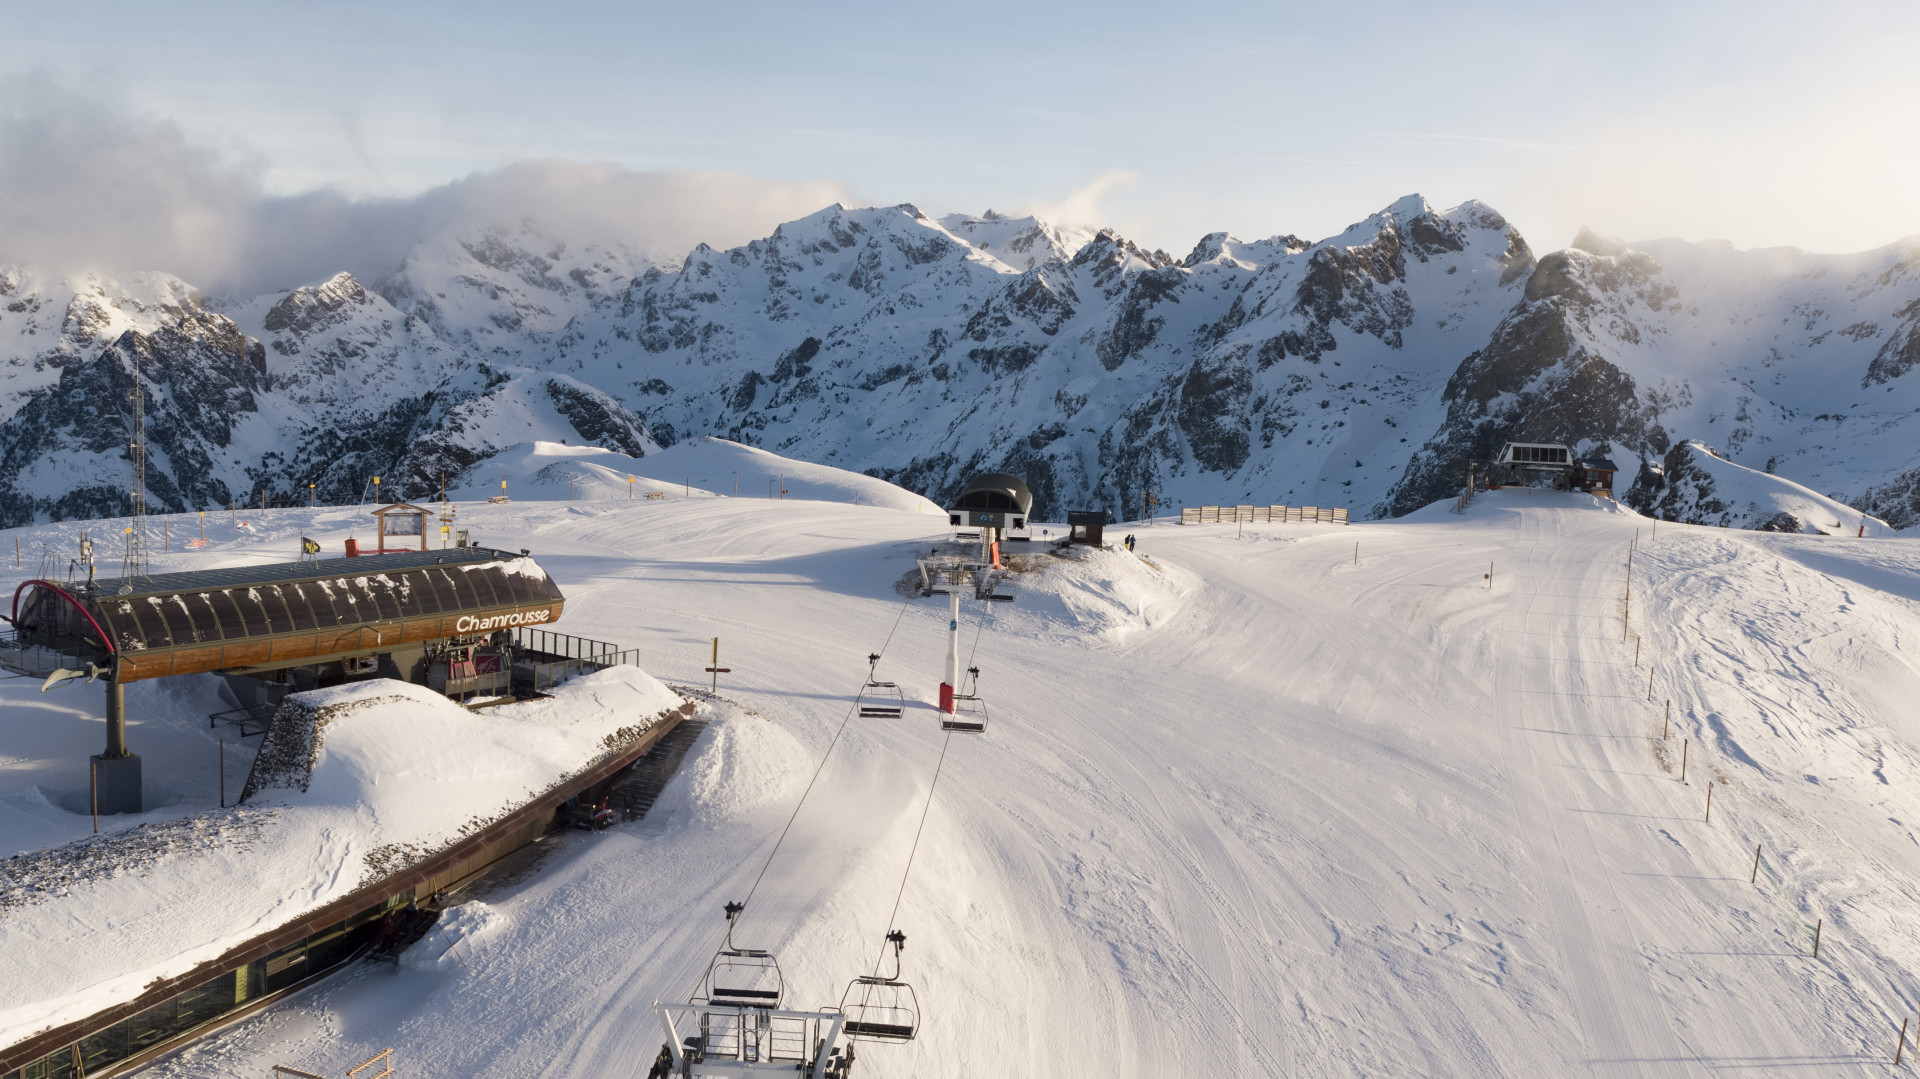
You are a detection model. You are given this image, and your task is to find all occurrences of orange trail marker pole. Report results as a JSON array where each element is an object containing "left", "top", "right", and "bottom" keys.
[
  {"left": 1681, "top": 738, "right": 1688, "bottom": 782},
  {"left": 1813, "top": 918, "right": 1822, "bottom": 958},
  {"left": 1705, "top": 781, "right": 1712, "bottom": 823},
  {"left": 1751, "top": 843, "right": 1761, "bottom": 884},
  {"left": 1896, "top": 1016, "right": 1908, "bottom": 1065}
]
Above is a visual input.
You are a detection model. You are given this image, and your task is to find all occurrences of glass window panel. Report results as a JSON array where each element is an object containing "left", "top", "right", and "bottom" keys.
[
  {"left": 428, "top": 569, "right": 466, "bottom": 614},
  {"left": 365, "top": 576, "right": 402, "bottom": 621},
  {"left": 101, "top": 600, "right": 147, "bottom": 651},
  {"left": 322, "top": 579, "right": 360, "bottom": 626},
  {"left": 284, "top": 584, "right": 321, "bottom": 630},
  {"left": 126, "top": 997, "right": 176, "bottom": 1054},
  {"left": 202, "top": 591, "right": 247, "bottom": 641},
  {"left": 252, "top": 587, "right": 295, "bottom": 635},
  {"left": 134, "top": 598, "right": 173, "bottom": 647},
  {"left": 187, "top": 593, "right": 225, "bottom": 642},
  {"left": 229, "top": 589, "right": 272, "bottom": 637},
  {"left": 391, "top": 571, "right": 437, "bottom": 617},
  {"left": 448, "top": 569, "right": 486, "bottom": 610},
  {"left": 532, "top": 571, "right": 560, "bottom": 604},
  {"left": 156, "top": 596, "right": 200, "bottom": 644},
  {"left": 41, "top": 1047, "right": 77, "bottom": 1079},
  {"left": 76, "top": 1020, "right": 129, "bottom": 1075},
  {"left": 173, "top": 975, "right": 230, "bottom": 1033}
]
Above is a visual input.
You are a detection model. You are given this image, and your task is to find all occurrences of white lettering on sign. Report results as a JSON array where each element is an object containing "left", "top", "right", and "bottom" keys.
[{"left": 455, "top": 609, "right": 553, "bottom": 634}]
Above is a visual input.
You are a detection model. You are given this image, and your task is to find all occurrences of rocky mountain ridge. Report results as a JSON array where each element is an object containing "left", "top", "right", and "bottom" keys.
[{"left": 1, "top": 196, "right": 1916, "bottom": 529}]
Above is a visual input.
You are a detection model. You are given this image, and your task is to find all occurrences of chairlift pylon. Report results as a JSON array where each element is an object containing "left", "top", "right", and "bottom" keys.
[
  {"left": 941, "top": 666, "right": 987, "bottom": 733},
  {"left": 840, "top": 929, "right": 920, "bottom": 1042},
  {"left": 857, "top": 652, "right": 905, "bottom": 718},
  {"left": 702, "top": 900, "right": 784, "bottom": 1009}
]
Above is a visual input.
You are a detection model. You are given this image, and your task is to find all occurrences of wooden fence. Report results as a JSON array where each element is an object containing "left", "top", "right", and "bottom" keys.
[{"left": 1181, "top": 505, "right": 1349, "bottom": 525}]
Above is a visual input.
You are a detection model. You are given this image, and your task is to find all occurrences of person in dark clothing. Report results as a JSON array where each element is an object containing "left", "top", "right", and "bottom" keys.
[{"left": 1124, "top": 534, "right": 1136, "bottom": 551}]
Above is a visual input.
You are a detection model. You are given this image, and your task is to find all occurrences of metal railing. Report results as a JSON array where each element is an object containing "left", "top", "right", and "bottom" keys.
[
  {"left": 511, "top": 627, "right": 640, "bottom": 693},
  {"left": 209, "top": 703, "right": 275, "bottom": 737},
  {"left": 0, "top": 626, "right": 91, "bottom": 680}
]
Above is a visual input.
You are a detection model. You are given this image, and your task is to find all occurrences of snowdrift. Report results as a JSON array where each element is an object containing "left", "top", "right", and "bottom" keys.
[{"left": 986, "top": 540, "right": 1199, "bottom": 645}]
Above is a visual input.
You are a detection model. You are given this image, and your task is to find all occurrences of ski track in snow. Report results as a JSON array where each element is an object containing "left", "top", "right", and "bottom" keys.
[{"left": 6, "top": 487, "right": 1918, "bottom": 1077}]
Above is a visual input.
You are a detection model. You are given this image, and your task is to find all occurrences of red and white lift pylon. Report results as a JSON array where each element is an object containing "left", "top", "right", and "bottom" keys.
[{"left": 916, "top": 554, "right": 1012, "bottom": 731}]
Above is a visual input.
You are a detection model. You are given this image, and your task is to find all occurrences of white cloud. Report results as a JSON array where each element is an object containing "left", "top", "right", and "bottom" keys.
[
  {"left": 0, "top": 80, "right": 855, "bottom": 295},
  {"left": 1021, "top": 169, "right": 1139, "bottom": 232}
]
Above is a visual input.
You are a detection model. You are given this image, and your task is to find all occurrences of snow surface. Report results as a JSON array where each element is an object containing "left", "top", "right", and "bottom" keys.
[{"left": 5, "top": 458, "right": 1920, "bottom": 1076}]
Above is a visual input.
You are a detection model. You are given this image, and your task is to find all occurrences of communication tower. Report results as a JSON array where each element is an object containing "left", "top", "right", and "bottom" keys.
[{"left": 119, "top": 347, "right": 151, "bottom": 586}]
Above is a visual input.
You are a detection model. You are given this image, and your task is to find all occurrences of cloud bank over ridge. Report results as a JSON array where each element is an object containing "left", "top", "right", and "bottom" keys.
[{"left": 0, "top": 81, "right": 855, "bottom": 296}]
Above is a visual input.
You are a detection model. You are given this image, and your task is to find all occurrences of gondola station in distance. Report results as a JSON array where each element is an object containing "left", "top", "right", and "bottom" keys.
[
  {"left": 944, "top": 472, "right": 1033, "bottom": 544},
  {"left": 0, "top": 506, "right": 568, "bottom": 814}
]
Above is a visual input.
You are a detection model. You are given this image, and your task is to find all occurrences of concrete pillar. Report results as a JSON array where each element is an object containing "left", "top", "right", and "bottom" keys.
[
  {"left": 104, "top": 678, "right": 127, "bottom": 758},
  {"left": 94, "top": 676, "right": 142, "bottom": 814}
]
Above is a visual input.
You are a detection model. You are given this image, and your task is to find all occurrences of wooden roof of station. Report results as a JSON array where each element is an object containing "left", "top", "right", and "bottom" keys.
[{"left": 10, "top": 547, "right": 565, "bottom": 683}]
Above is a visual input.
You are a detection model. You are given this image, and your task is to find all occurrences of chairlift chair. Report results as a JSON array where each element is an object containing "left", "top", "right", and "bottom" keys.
[
  {"left": 840, "top": 930, "right": 920, "bottom": 1042},
  {"left": 941, "top": 666, "right": 988, "bottom": 733},
  {"left": 703, "top": 901, "right": 785, "bottom": 1009},
  {"left": 858, "top": 653, "right": 905, "bottom": 718}
]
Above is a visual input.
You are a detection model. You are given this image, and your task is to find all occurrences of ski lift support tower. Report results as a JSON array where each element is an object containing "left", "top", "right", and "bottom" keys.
[{"left": 916, "top": 554, "right": 1012, "bottom": 721}]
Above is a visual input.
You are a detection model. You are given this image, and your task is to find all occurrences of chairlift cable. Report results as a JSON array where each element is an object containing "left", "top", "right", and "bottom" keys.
[
  {"left": 681, "top": 590, "right": 918, "bottom": 998},
  {"left": 869, "top": 728, "right": 955, "bottom": 977},
  {"left": 739, "top": 591, "right": 915, "bottom": 908},
  {"left": 871, "top": 587, "right": 989, "bottom": 965}
]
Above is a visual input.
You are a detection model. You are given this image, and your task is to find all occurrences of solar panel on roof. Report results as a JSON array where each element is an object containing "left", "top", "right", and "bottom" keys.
[{"left": 85, "top": 547, "right": 521, "bottom": 601}]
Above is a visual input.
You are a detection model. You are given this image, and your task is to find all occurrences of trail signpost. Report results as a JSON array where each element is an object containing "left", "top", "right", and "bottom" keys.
[{"left": 705, "top": 637, "right": 731, "bottom": 694}]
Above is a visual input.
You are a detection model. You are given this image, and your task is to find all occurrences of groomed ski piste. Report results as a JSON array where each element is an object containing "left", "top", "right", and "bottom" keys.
[{"left": 3, "top": 442, "right": 1918, "bottom": 1077}]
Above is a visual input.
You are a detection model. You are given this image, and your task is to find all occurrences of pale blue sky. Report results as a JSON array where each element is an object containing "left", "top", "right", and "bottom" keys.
[{"left": 5, "top": 0, "right": 1919, "bottom": 265}]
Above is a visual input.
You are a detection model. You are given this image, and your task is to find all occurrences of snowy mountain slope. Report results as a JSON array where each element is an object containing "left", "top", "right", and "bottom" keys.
[
  {"left": 1627, "top": 439, "right": 1895, "bottom": 535},
  {"left": 40, "top": 487, "right": 1912, "bottom": 1078},
  {"left": 474, "top": 195, "right": 1534, "bottom": 522},
  {"left": 440, "top": 436, "right": 944, "bottom": 513},
  {"left": 1385, "top": 229, "right": 1920, "bottom": 524},
  {"left": 0, "top": 268, "right": 657, "bottom": 523},
  {"left": 5, "top": 197, "right": 1920, "bottom": 531}
]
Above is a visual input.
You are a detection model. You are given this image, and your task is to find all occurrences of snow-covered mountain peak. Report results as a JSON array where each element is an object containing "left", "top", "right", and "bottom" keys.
[
  {"left": 1181, "top": 231, "right": 1313, "bottom": 271},
  {"left": 2, "top": 194, "right": 1917, "bottom": 533},
  {"left": 259, "top": 272, "right": 375, "bottom": 338},
  {"left": 938, "top": 211, "right": 1097, "bottom": 271},
  {"left": 1569, "top": 227, "right": 1630, "bottom": 257}
]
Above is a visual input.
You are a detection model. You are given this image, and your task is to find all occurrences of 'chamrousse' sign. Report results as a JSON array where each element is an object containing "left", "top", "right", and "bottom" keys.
[{"left": 456, "top": 609, "right": 553, "bottom": 634}]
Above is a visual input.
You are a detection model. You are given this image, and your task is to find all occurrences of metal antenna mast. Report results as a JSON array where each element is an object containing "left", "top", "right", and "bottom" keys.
[{"left": 120, "top": 346, "right": 150, "bottom": 586}]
